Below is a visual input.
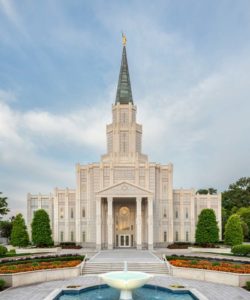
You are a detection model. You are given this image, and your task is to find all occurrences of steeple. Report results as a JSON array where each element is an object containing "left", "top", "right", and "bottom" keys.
[{"left": 115, "top": 35, "right": 133, "bottom": 105}]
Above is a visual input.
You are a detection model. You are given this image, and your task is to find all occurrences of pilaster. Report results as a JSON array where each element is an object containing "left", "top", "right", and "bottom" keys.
[
  {"left": 107, "top": 197, "right": 113, "bottom": 249},
  {"left": 64, "top": 189, "right": 69, "bottom": 241},
  {"left": 136, "top": 197, "right": 142, "bottom": 249},
  {"left": 148, "top": 197, "right": 154, "bottom": 250},
  {"left": 96, "top": 197, "right": 102, "bottom": 250}
]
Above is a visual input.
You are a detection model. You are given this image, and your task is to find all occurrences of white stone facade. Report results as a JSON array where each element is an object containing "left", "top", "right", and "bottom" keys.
[{"left": 27, "top": 45, "right": 222, "bottom": 250}]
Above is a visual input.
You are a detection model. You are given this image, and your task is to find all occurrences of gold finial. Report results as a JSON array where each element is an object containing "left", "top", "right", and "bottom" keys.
[{"left": 122, "top": 32, "right": 127, "bottom": 46}]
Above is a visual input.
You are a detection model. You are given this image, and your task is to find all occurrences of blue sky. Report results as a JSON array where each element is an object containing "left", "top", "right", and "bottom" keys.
[{"left": 0, "top": 0, "right": 250, "bottom": 217}]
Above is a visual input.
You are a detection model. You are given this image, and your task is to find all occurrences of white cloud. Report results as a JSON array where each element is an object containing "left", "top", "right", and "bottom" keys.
[{"left": 0, "top": 0, "right": 28, "bottom": 37}]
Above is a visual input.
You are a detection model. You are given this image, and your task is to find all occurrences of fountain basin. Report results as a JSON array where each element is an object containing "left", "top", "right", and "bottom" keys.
[{"left": 99, "top": 271, "right": 153, "bottom": 300}]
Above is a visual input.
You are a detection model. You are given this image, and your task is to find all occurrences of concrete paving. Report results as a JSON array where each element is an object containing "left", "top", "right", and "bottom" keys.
[
  {"left": 89, "top": 249, "right": 162, "bottom": 263},
  {"left": 1, "top": 274, "right": 249, "bottom": 300},
  {"left": 1, "top": 249, "right": 250, "bottom": 299}
]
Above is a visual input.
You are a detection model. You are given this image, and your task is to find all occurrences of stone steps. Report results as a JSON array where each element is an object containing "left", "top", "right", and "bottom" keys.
[{"left": 82, "top": 262, "right": 169, "bottom": 275}]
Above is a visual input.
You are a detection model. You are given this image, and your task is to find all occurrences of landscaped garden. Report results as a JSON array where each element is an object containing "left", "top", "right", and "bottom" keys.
[
  {"left": 167, "top": 256, "right": 250, "bottom": 274},
  {"left": 0, "top": 254, "right": 84, "bottom": 274}
]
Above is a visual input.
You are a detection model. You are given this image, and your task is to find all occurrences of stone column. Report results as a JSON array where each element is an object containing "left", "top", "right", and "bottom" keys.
[
  {"left": 96, "top": 197, "right": 102, "bottom": 250},
  {"left": 136, "top": 197, "right": 142, "bottom": 250},
  {"left": 64, "top": 189, "right": 69, "bottom": 242},
  {"left": 167, "top": 164, "right": 174, "bottom": 243},
  {"left": 75, "top": 165, "right": 81, "bottom": 244},
  {"left": 147, "top": 197, "right": 154, "bottom": 250},
  {"left": 53, "top": 189, "right": 59, "bottom": 244},
  {"left": 218, "top": 193, "right": 222, "bottom": 240},
  {"left": 190, "top": 189, "right": 196, "bottom": 242},
  {"left": 107, "top": 197, "right": 113, "bottom": 249}
]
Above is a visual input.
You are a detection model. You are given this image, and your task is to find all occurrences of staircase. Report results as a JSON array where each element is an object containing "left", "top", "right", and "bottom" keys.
[{"left": 82, "top": 262, "right": 169, "bottom": 275}]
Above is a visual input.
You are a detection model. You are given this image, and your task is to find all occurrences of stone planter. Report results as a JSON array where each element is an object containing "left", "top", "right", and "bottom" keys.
[
  {"left": 0, "top": 264, "right": 81, "bottom": 287},
  {"left": 15, "top": 247, "right": 61, "bottom": 254},
  {"left": 188, "top": 247, "right": 231, "bottom": 254},
  {"left": 169, "top": 264, "right": 250, "bottom": 287}
]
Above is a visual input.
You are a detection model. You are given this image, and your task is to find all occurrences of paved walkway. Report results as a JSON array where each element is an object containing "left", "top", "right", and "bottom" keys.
[
  {"left": 1, "top": 249, "right": 250, "bottom": 299},
  {"left": 1, "top": 275, "right": 249, "bottom": 300},
  {"left": 89, "top": 249, "right": 161, "bottom": 263}
]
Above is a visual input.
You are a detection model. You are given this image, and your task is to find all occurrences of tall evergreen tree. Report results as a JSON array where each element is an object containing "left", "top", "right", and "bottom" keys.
[
  {"left": 10, "top": 214, "right": 29, "bottom": 247},
  {"left": 31, "top": 209, "right": 53, "bottom": 247},
  {"left": 195, "top": 209, "right": 219, "bottom": 245},
  {"left": 0, "top": 220, "right": 13, "bottom": 242},
  {"left": 237, "top": 207, "right": 250, "bottom": 239},
  {"left": 224, "top": 214, "right": 243, "bottom": 246},
  {"left": 0, "top": 192, "right": 9, "bottom": 218},
  {"left": 222, "top": 177, "right": 250, "bottom": 212}
]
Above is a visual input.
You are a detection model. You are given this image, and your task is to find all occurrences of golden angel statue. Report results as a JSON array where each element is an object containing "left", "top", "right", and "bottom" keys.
[{"left": 122, "top": 33, "right": 127, "bottom": 46}]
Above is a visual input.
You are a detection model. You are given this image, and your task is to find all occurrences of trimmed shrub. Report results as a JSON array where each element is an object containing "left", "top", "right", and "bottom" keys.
[
  {"left": 195, "top": 209, "right": 219, "bottom": 245},
  {"left": 31, "top": 209, "right": 53, "bottom": 247},
  {"left": 0, "top": 245, "right": 7, "bottom": 256},
  {"left": 224, "top": 214, "right": 243, "bottom": 246},
  {"left": 167, "top": 243, "right": 191, "bottom": 249},
  {"left": 0, "top": 279, "right": 5, "bottom": 290},
  {"left": 10, "top": 214, "right": 29, "bottom": 247},
  {"left": 246, "top": 281, "right": 250, "bottom": 291},
  {"left": 0, "top": 254, "right": 85, "bottom": 267},
  {"left": 59, "top": 242, "right": 82, "bottom": 249},
  {"left": 231, "top": 245, "right": 250, "bottom": 256}
]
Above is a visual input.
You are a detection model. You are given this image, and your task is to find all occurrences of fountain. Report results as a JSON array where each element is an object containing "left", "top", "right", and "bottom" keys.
[{"left": 99, "top": 261, "right": 153, "bottom": 300}]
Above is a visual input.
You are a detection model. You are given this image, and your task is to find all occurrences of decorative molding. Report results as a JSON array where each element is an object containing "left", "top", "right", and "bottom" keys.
[{"left": 96, "top": 181, "right": 153, "bottom": 197}]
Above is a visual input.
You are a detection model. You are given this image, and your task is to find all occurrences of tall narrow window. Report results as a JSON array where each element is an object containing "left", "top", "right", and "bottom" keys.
[
  {"left": 71, "top": 231, "right": 74, "bottom": 242},
  {"left": 60, "top": 207, "right": 64, "bottom": 219},
  {"left": 175, "top": 231, "right": 178, "bottom": 242},
  {"left": 82, "top": 232, "right": 86, "bottom": 243},
  {"left": 186, "top": 231, "right": 189, "bottom": 242},
  {"left": 185, "top": 208, "right": 189, "bottom": 219},
  {"left": 71, "top": 208, "right": 74, "bottom": 219},
  {"left": 82, "top": 208, "right": 85, "bottom": 218},
  {"left": 60, "top": 231, "right": 64, "bottom": 242},
  {"left": 163, "top": 208, "right": 167, "bottom": 218},
  {"left": 175, "top": 210, "right": 178, "bottom": 219},
  {"left": 120, "top": 132, "right": 128, "bottom": 154},
  {"left": 164, "top": 231, "right": 167, "bottom": 242}
]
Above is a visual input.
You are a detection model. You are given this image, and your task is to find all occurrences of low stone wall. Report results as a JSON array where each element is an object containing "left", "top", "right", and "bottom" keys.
[
  {"left": 0, "top": 264, "right": 81, "bottom": 287},
  {"left": 169, "top": 264, "right": 250, "bottom": 287},
  {"left": 15, "top": 247, "right": 61, "bottom": 254},
  {"left": 188, "top": 247, "right": 231, "bottom": 254}
]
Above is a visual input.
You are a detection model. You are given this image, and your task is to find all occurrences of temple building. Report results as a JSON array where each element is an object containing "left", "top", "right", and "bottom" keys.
[{"left": 27, "top": 39, "right": 222, "bottom": 250}]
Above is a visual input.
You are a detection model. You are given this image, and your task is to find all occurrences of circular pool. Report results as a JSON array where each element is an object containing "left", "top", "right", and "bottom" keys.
[{"left": 56, "top": 284, "right": 197, "bottom": 300}]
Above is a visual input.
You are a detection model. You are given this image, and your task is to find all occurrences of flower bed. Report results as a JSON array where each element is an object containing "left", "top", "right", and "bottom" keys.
[
  {"left": 0, "top": 259, "right": 81, "bottom": 273},
  {"left": 0, "top": 255, "right": 85, "bottom": 287},
  {"left": 168, "top": 258, "right": 250, "bottom": 274},
  {"left": 166, "top": 256, "right": 250, "bottom": 286}
]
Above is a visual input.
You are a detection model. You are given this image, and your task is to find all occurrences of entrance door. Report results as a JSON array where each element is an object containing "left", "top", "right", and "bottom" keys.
[{"left": 119, "top": 234, "right": 130, "bottom": 247}]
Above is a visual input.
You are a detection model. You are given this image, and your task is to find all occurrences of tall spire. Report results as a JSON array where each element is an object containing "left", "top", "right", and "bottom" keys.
[{"left": 115, "top": 34, "right": 133, "bottom": 105}]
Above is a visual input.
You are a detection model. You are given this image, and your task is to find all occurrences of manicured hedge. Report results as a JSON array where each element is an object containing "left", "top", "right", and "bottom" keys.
[
  {"left": 232, "top": 245, "right": 250, "bottom": 256},
  {"left": 0, "top": 279, "right": 5, "bottom": 290},
  {"left": 0, "top": 245, "right": 7, "bottom": 256},
  {"left": 166, "top": 254, "right": 250, "bottom": 265},
  {"left": 0, "top": 254, "right": 85, "bottom": 267},
  {"left": 167, "top": 243, "right": 191, "bottom": 249}
]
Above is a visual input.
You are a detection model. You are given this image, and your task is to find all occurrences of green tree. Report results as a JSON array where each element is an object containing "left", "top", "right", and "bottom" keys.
[
  {"left": 224, "top": 214, "right": 243, "bottom": 246},
  {"left": 195, "top": 209, "right": 219, "bottom": 245},
  {"left": 31, "top": 209, "right": 53, "bottom": 247},
  {"left": 237, "top": 207, "right": 250, "bottom": 239},
  {"left": 0, "top": 192, "right": 9, "bottom": 218},
  {"left": 241, "top": 221, "right": 249, "bottom": 240},
  {"left": 10, "top": 214, "right": 29, "bottom": 247},
  {"left": 222, "top": 177, "right": 250, "bottom": 212},
  {"left": 222, "top": 207, "right": 229, "bottom": 238},
  {"left": 196, "top": 188, "right": 217, "bottom": 195},
  {"left": 0, "top": 220, "right": 13, "bottom": 242}
]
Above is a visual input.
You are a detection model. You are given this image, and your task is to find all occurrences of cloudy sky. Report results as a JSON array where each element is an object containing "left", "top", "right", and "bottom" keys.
[{"left": 0, "top": 0, "right": 250, "bottom": 218}]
